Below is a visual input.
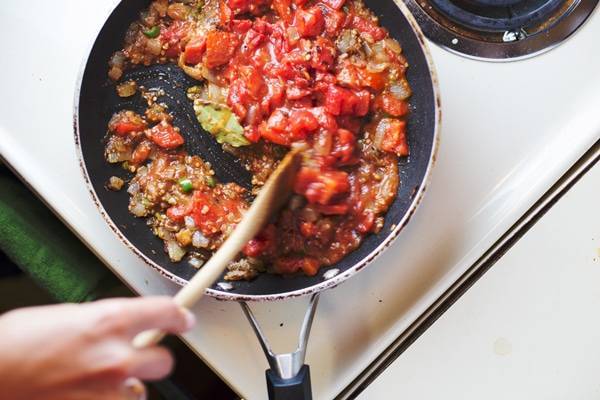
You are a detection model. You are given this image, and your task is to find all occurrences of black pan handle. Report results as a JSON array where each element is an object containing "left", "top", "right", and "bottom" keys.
[
  {"left": 240, "top": 294, "right": 320, "bottom": 400},
  {"left": 266, "top": 365, "right": 312, "bottom": 400}
]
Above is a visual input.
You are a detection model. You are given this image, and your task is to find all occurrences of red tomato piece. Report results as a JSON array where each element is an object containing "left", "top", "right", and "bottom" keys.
[
  {"left": 148, "top": 121, "right": 185, "bottom": 149},
  {"left": 310, "top": 37, "right": 336, "bottom": 71},
  {"left": 131, "top": 141, "right": 153, "bottom": 164},
  {"left": 337, "top": 64, "right": 386, "bottom": 91},
  {"left": 113, "top": 122, "right": 146, "bottom": 136},
  {"left": 272, "top": 0, "right": 292, "bottom": 22},
  {"left": 300, "top": 221, "right": 317, "bottom": 237},
  {"left": 275, "top": 257, "right": 303, "bottom": 274},
  {"left": 325, "top": 85, "right": 370, "bottom": 116},
  {"left": 309, "top": 107, "right": 338, "bottom": 133},
  {"left": 331, "top": 128, "right": 355, "bottom": 163},
  {"left": 351, "top": 15, "right": 386, "bottom": 41},
  {"left": 183, "top": 37, "right": 206, "bottom": 65},
  {"left": 375, "top": 94, "right": 409, "bottom": 117},
  {"left": 166, "top": 202, "right": 192, "bottom": 223},
  {"left": 243, "top": 224, "right": 276, "bottom": 257},
  {"left": 320, "top": 0, "right": 346, "bottom": 10},
  {"left": 378, "top": 118, "right": 409, "bottom": 156},
  {"left": 294, "top": 167, "right": 350, "bottom": 205},
  {"left": 244, "top": 126, "right": 261, "bottom": 143},
  {"left": 294, "top": 7, "right": 325, "bottom": 38},
  {"left": 320, "top": 5, "right": 346, "bottom": 35},
  {"left": 232, "top": 19, "right": 253, "bottom": 33},
  {"left": 301, "top": 257, "right": 320, "bottom": 276},
  {"left": 204, "top": 31, "right": 239, "bottom": 68},
  {"left": 228, "top": 0, "right": 270, "bottom": 14},
  {"left": 220, "top": 1, "right": 233, "bottom": 27},
  {"left": 161, "top": 21, "right": 189, "bottom": 58},
  {"left": 109, "top": 111, "right": 147, "bottom": 136},
  {"left": 314, "top": 203, "right": 349, "bottom": 215},
  {"left": 289, "top": 109, "right": 319, "bottom": 138},
  {"left": 357, "top": 211, "right": 375, "bottom": 233},
  {"left": 190, "top": 191, "right": 226, "bottom": 236}
]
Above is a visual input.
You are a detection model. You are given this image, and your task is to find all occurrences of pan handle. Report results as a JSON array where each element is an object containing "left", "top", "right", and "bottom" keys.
[
  {"left": 266, "top": 365, "right": 312, "bottom": 400},
  {"left": 240, "top": 293, "right": 320, "bottom": 400}
]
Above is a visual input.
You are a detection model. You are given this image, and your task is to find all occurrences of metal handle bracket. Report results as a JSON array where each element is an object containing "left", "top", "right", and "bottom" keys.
[{"left": 240, "top": 293, "right": 320, "bottom": 380}]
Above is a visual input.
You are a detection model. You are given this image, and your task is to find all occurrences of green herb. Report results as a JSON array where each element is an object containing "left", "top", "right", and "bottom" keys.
[
  {"left": 143, "top": 26, "right": 160, "bottom": 38},
  {"left": 193, "top": 104, "right": 250, "bottom": 147},
  {"left": 179, "top": 178, "right": 194, "bottom": 193},
  {"left": 205, "top": 176, "right": 216, "bottom": 188}
]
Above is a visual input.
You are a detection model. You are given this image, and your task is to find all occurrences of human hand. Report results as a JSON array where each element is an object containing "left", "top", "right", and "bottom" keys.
[{"left": 0, "top": 297, "right": 195, "bottom": 400}]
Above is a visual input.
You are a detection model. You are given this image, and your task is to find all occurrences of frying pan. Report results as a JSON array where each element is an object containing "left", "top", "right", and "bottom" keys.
[{"left": 75, "top": 1, "right": 440, "bottom": 398}]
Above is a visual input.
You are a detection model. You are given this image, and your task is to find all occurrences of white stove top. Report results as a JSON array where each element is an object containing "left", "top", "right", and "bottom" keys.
[{"left": 0, "top": 2, "right": 599, "bottom": 399}]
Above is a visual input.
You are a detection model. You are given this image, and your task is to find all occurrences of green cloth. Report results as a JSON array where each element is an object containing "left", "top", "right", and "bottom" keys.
[{"left": 0, "top": 166, "right": 122, "bottom": 303}]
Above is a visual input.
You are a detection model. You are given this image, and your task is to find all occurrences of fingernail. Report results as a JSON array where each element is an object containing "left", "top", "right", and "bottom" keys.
[
  {"left": 182, "top": 308, "right": 196, "bottom": 330},
  {"left": 122, "top": 377, "right": 147, "bottom": 400}
]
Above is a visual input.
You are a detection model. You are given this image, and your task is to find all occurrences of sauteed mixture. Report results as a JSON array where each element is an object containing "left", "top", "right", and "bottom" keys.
[{"left": 105, "top": 0, "right": 412, "bottom": 280}]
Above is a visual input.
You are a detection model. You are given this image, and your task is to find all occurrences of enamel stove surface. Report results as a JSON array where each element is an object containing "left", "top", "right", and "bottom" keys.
[{"left": 0, "top": 1, "right": 599, "bottom": 399}]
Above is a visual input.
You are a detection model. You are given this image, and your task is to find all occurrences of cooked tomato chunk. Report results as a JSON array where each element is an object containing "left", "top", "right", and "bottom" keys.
[
  {"left": 205, "top": 31, "right": 239, "bottom": 68},
  {"left": 374, "top": 94, "right": 409, "bottom": 117},
  {"left": 148, "top": 121, "right": 185, "bottom": 149},
  {"left": 109, "top": 111, "right": 147, "bottom": 136},
  {"left": 294, "top": 7, "right": 325, "bottom": 37},
  {"left": 294, "top": 167, "right": 350, "bottom": 206},
  {"left": 377, "top": 118, "right": 408, "bottom": 156},
  {"left": 183, "top": 37, "right": 207, "bottom": 65}
]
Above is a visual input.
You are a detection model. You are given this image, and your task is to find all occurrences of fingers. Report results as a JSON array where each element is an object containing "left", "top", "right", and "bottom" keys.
[
  {"left": 128, "top": 346, "right": 174, "bottom": 381},
  {"left": 92, "top": 297, "right": 196, "bottom": 337}
]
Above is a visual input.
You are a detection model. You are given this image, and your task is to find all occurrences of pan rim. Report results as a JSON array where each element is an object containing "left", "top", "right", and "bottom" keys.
[{"left": 73, "top": 0, "right": 442, "bottom": 302}]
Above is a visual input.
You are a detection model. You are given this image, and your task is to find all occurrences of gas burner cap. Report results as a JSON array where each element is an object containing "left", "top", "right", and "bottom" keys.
[{"left": 405, "top": 0, "right": 598, "bottom": 60}]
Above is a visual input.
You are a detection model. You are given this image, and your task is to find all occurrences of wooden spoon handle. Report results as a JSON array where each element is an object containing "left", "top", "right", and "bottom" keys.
[{"left": 132, "top": 148, "right": 303, "bottom": 349}]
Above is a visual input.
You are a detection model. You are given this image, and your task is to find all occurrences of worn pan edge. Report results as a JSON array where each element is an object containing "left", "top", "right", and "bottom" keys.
[{"left": 73, "top": 0, "right": 442, "bottom": 302}]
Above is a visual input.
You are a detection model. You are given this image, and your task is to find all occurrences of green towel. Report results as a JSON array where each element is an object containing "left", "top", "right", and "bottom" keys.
[{"left": 0, "top": 166, "right": 122, "bottom": 303}]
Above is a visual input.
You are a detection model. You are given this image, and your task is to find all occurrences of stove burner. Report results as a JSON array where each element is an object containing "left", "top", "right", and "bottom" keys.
[
  {"left": 430, "top": 0, "right": 564, "bottom": 31},
  {"left": 404, "top": 0, "right": 598, "bottom": 60}
]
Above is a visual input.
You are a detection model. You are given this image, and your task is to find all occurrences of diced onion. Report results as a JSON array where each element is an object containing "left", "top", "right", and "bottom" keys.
[
  {"left": 217, "top": 282, "right": 234, "bottom": 291},
  {"left": 189, "top": 257, "right": 205, "bottom": 269},
  {"left": 127, "top": 182, "right": 140, "bottom": 195},
  {"left": 130, "top": 199, "right": 147, "bottom": 217},
  {"left": 371, "top": 41, "right": 390, "bottom": 63},
  {"left": 389, "top": 79, "right": 412, "bottom": 101},
  {"left": 167, "top": 240, "right": 186, "bottom": 262},
  {"left": 287, "top": 27, "right": 300, "bottom": 42},
  {"left": 184, "top": 216, "right": 196, "bottom": 228},
  {"left": 146, "top": 38, "right": 163, "bottom": 56},
  {"left": 373, "top": 118, "right": 389, "bottom": 148},
  {"left": 384, "top": 38, "right": 402, "bottom": 54},
  {"left": 116, "top": 80, "right": 138, "bottom": 97},
  {"left": 192, "top": 231, "right": 210, "bottom": 248},
  {"left": 366, "top": 61, "right": 388, "bottom": 73},
  {"left": 207, "top": 83, "right": 227, "bottom": 105}
]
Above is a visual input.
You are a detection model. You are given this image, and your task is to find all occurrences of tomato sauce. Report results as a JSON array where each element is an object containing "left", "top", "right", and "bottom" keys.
[{"left": 105, "top": 0, "right": 412, "bottom": 280}]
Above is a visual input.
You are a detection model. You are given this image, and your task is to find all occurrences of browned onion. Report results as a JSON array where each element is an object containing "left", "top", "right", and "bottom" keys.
[
  {"left": 146, "top": 38, "right": 162, "bottom": 56},
  {"left": 384, "top": 38, "right": 402, "bottom": 54},
  {"left": 389, "top": 78, "right": 412, "bottom": 101}
]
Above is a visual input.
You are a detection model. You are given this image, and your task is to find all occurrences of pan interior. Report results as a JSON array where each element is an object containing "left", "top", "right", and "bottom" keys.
[{"left": 77, "top": 0, "right": 437, "bottom": 298}]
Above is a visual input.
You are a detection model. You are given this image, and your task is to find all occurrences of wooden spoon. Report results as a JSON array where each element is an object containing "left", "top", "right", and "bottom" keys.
[{"left": 133, "top": 147, "right": 303, "bottom": 348}]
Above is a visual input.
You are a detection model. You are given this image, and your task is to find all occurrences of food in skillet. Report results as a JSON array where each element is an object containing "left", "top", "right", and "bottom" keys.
[{"left": 105, "top": 0, "right": 412, "bottom": 281}]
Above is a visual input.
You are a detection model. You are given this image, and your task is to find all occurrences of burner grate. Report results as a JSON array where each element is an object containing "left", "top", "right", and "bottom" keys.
[
  {"left": 405, "top": 0, "right": 599, "bottom": 60},
  {"left": 430, "top": 0, "right": 565, "bottom": 31}
]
